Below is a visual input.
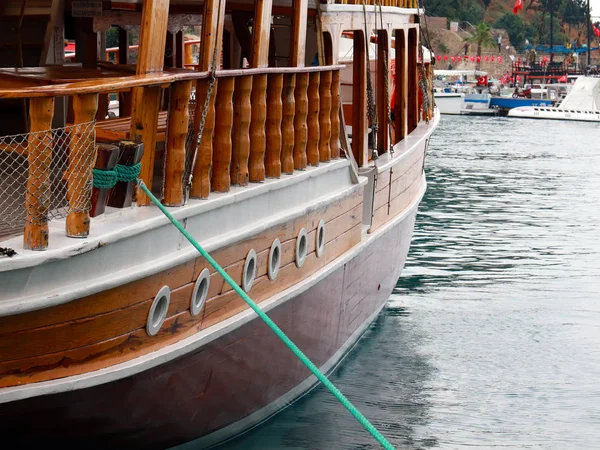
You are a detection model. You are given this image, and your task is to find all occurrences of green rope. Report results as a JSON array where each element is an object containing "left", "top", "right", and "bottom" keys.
[
  {"left": 93, "top": 163, "right": 142, "bottom": 189},
  {"left": 137, "top": 180, "right": 396, "bottom": 450},
  {"left": 92, "top": 169, "right": 117, "bottom": 189}
]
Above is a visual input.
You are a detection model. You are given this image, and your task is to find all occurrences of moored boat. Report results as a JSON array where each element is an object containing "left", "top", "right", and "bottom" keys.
[{"left": 0, "top": 0, "right": 438, "bottom": 448}]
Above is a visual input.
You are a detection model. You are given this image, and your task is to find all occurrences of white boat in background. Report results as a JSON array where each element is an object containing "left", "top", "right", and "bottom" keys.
[
  {"left": 433, "top": 70, "right": 495, "bottom": 115},
  {"left": 508, "top": 76, "right": 600, "bottom": 122}
]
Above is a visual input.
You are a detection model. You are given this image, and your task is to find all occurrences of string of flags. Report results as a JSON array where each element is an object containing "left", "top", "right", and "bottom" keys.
[{"left": 436, "top": 55, "right": 504, "bottom": 63}]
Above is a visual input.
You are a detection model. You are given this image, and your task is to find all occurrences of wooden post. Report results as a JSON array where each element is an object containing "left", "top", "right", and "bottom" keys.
[
  {"left": 293, "top": 72, "right": 308, "bottom": 170},
  {"left": 90, "top": 144, "right": 120, "bottom": 217},
  {"left": 306, "top": 72, "right": 320, "bottom": 166},
  {"left": 353, "top": 31, "right": 367, "bottom": 166},
  {"left": 330, "top": 70, "right": 341, "bottom": 159},
  {"left": 190, "top": 79, "right": 217, "bottom": 198},
  {"left": 249, "top": 74, "right": 267, "bottom": 182},
  {"left": 66, "top": 94, "right": 98, "bottom": 238},
  {"left": 118, "top": 27, "right": 129, "bottom": 64},
  {"left": 250, "top": 0, "right": 274, "bottom": 68},
  {"left": 408, "top": 27, "right": 418, "bottom": 133},
  {"left": 212, "top": 77, "right": 234, "bottom": 192},
  {"left": 318, "top": 71, "right": 332, "bottom": 163},
  {"left": 164, "top": 80, "right": 192, "bottom": 206},
  {"left": 376, "top": 30, "right": 389, "bottom": 154},
  {"left": 199, "top": 0, "right": 227, "bottom": 71},
  {"left": 266, "top": 73, "right": 283, "bottom": 178},
  {"left": 24, "top": 97, "right": 54, "bottom": 251},
  {"left": 395, "top": 29, "right": 407, "bottom": 143},
  {"left": 231, "top": 75, "right": 252, "bottom": 186},
  {"left": 176, "top": 31, "right": 185, "bottom": 68},
  {"left": 131, "top": 0, "right": 170, "bottom": 205},
  {"left": 165, "top": 31, "right": 176, "bottom": 68},
  {"left": 107, "top": 141, "right": 144, "bottom": 208},
  {"left": 281, "top": 73, "right": 296, "bottom": 174},
  {"left": 290, "top": 0, "right": 308, "bottom": 67}
]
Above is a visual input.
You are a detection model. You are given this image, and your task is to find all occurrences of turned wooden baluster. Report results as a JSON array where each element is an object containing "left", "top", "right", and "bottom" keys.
[
  {"left": 24, "top": 97, "right": 54, "bottom": 250},
  {"left": 164, "top": 80, "right": 192, "bottom": 206},
  {"left": 293, "top": 72, "right": 308, "bottom": 170},
  {"left": 249, "top": 74, "right": 267, "bottom": 182},
  {"left": 212, "top": 76, "right": 234, "bottom": 192},
  {"left": 307, "top": 72, "right": 320, "bottom": 166},
  {"left": 265, "top": 73, "right": 283, "bottom": 178},
  {"left": 281, "top": 73, "right": 296, "bottom": 174},
  {"left": 190, "top": 79, "right": 217, "bottom": 199},
  {"left": 231, "top": 75, "right": 252, "bottom": 186},
  {"left": 66, "top": 93, "right": 98, "bottom": 238},
  {"left": 330, "top": 70, "right": 341, "bottom": 159},
  {"left": 318, "top": 71, "right": 332, "bottom": 163}
]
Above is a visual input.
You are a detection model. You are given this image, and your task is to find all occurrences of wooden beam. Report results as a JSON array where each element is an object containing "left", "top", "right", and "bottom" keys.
[
  {"left": 352, "top": 31, "right": 367, "bottom": 166},
  {"left": 250, "top": 0, "right": 274, "bottom": 68},
  {"left": 74, "top": 18, "right": 98, "bottom": 69},
  {"left": 118, "top": 27, "right": 129, "bottom": 64},
  {"left": 290, "top": 0, "right": 308, "bottom": 67},
  {"left": 376, "top": 30, "right": 389, "bottom": 154},
  {"left": 199, "top": 0, "right": 227, "bottom": 71},
  {"left": 131, "top": 0, "right": 171, "bottom": 205},
  {"left": 407, "top": 27, "right": 418, "bottom": 133}
]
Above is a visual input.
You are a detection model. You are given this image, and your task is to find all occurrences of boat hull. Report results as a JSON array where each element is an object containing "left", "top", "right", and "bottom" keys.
[
  {"left": 508, "top": 106, "right": 600, "bottom": 122},
  {"left": 0, "top": 192, "right": 420, "bottom": 450}
]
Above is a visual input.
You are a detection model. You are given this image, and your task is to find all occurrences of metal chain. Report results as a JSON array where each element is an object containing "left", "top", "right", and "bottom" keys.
[
  {"left": 361, "top": 1, "right": 378, "bottom": 143},
  {"left": 186, "top": 0, "right": 223, "bottom": 196}
]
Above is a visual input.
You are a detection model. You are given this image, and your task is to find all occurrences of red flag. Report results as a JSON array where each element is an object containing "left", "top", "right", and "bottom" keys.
[
  {"left": 513, "top": 0, "right": 523, "bottom": 14},
  {"left": 558, "top": 75, "right": 567, "bottom": 82},
  {"left": 498, "top": 56, "right": 503, "bottom": 63},
  {"left": 594, "top": 25, "right": 600, "bottom": 38},
  {"left": 470, "top": 56, "right": 475, "bottom": 62}
]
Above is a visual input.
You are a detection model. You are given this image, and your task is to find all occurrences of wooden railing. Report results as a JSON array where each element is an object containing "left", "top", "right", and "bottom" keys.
[{"left": 0, "top": 64, "right": 343, "bottom": 250}]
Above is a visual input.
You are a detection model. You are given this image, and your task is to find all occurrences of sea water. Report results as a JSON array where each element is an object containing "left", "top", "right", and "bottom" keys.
[{"left": 215, "top": 115, "right": 600, "bottom": 449}]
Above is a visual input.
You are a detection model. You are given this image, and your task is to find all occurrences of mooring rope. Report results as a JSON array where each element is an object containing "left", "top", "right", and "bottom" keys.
[{"left": 137, "top": 179, "right": 396, "bottom": 450}]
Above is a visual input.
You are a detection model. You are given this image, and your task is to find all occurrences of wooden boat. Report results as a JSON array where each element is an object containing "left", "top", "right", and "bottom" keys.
[{"left": 0, "top": 0, "right": 438, "bottom": 448}]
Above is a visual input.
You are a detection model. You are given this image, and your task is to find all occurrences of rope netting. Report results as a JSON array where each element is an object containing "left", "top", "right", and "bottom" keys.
[{"left": 0, "top": 121, "right": 96, "bottom": 239}]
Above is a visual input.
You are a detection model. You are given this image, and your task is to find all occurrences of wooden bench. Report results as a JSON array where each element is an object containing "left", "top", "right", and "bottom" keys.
[{"left": 95, "top": 110, "right": 169, "bottom": 143}]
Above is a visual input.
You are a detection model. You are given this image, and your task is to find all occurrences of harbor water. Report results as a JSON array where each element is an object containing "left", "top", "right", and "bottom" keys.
[{"left": 214, "top": 115, "right": 600, "bottom": 449}]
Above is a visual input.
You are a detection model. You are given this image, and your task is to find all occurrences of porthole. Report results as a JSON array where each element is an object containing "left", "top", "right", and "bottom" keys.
[
  {"left": 268, "top": 239, "right": 282, "bottom": 281},
  {"left": 243, "top": 249, "right": 257, "bottom": 292},
  {"left": 147, "top": 285, "right": 170, "bottom": 336},
  {"left": 191, "top": 268, "right": 210, "bottom": 316},
  {"left": 315, "top": 219, "right": 325, "bottom": 258},
  {"left": 296, "top": 227, "right": 308, "bottom": 268}
]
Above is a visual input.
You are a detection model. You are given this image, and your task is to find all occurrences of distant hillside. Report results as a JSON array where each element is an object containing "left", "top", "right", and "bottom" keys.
[{"left": 425, "top": 0, "right": 592, "bottom": 49}]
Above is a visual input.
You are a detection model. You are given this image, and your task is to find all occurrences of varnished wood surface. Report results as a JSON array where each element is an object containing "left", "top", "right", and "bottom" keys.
[
  {"left": 190, "top": 79, "right": 217, "bottom": 198},
  {"left": 293, "top": 73, "right": 309, "bottom": 170},
  {"left": 0, "top": 194, "right": 416, "bottom": 450},
  {"left": 306, "top": 72, "right": 320, "bottom": 166},
  {"left": 212, "top": 77, "right": 234, "bottom": 192},
  {"left": 230, "top": 76, "right": 252, "bottom": 186},
  {"left": 280, "top": 73, "right": 296, "bottom": 174},
  {"left": 249, "top": 74, "right": 267, "bottom": 182},
  {"left": 0, "top": 190, "right": 363, "bottom": 386}
]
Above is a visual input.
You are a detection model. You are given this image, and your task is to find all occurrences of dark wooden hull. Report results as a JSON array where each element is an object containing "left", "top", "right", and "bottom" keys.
[{"left": 0, "top": 207, "right": 417, "bottom": 450}]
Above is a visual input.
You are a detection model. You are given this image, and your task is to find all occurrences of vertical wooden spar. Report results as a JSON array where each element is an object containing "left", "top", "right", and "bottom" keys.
[
  {"left": 376, "top": 30, "right": 389, "bottom": 154},
  {"left": 265, "top": 73, "right": 283, "bottom": 178},
  {"left": 231, "top": 75, "right": 252, "bottom": 186},
  {"left": 212, "top": 77, "right": 234, "bottom": 192},
  {"left": 251, "top": 0, "right": 274, "bottom": 68},
  {"left": 164, "top": 80, "right": 192, "bottom": 206},
  {"left": 66, "top": 94, "right": 98, "bottom": 238},
  {"left": 190, "top": 80, "right": 217, "bottom": 198},
  {"left": 290, "top": 0, "right": 308, "bottom": 67},
  {"left": 395, "top": 29, "right": 407, "bottom": 143},
  {"left": 281, "top": 74, "right": 296, "bottom": 174},
  {"left": 190, "top": 0, "right": 226, "bottom": 197},
  {"left": 249, "top": 74, "right": 267, "bottom": 182},
  {"left": 131, "top": 0, "right": 170, "bottom": 205},
  {"left": 318, "top": 71, "right": 332, "bottom": 163},
  {"left": 306, "top": 72, "right": 320, "bottom": 166},
  {"left": 352, "top": 31, "right": 367, "bottom": 166},
  {"left": 293, "top": 73, "right": 308, "bottom": 170},
  {"left": 330, "top": 70, "right": 341, "bottom": 159},
  {"left": 24, "top": 97, "right": 54, "bottom": 251},
  {"left": 407, "top": 27, "right": 418, "bottom": 133}
]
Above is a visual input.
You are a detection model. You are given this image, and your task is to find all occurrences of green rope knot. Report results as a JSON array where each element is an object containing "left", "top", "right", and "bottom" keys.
[
  {"left": 92, "top": 168, "right": 117, "bottom": 189},
  {"left": 115, "top": 162, "right": 142, "bottom": 183},
  {"left": 92, "top": 163, "right": 142, "bottom": 189}
]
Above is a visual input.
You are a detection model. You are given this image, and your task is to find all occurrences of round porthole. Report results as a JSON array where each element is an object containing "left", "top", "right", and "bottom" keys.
[
  {"left": 191, "top": 268, "right": 210, "bottom": 316},
  {"left": 316, "top": 219, "right": 325, "bottom": 258},
  {"left": 296, "top": 228, "right": 308, "bottom": 268},
  {"left": 147, "top": 285, "right": 170, "bottom": 336},
  {"left": 243, "top": 249, "right": 257, "bottom": 292},
  {"left": 268, "top": 239, "right": 282, "bottom": 280}
]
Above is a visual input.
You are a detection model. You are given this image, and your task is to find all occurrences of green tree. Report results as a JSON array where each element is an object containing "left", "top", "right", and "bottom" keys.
[
  {"left": 496, "top": 13, "right": 525, "bottom": 47},
  {"left": 464, "top": 22, "right": 496, "bottom": 69}
]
